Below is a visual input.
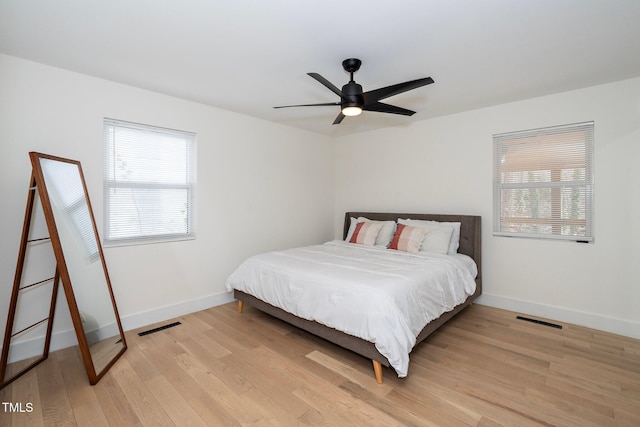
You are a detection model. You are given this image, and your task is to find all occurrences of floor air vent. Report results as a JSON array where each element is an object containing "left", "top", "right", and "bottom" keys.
[
  {"left": 516, "top": 316, "right": 562, "bottom": 329},
  {"left": 138, "top": 321, "right": 182, "bottom": 336}
]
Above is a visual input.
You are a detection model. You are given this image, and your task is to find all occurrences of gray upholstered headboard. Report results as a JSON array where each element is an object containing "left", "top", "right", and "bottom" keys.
[{"left": 344, "top": 212, "right": 482, "bottom": 292}]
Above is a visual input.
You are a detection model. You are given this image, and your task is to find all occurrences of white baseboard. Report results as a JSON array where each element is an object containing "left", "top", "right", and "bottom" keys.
[
  {"left": 4, "top": 329, "right": 79, "bottom": 364},
  {"left": 476, "top": 293, "right": 640, "bottom": 340},
  {"left": 3, "top": 291, "right": 235, "bottom": 363},
  {"left": 119, "top": 290, "right": 235, "bottom": 332}
]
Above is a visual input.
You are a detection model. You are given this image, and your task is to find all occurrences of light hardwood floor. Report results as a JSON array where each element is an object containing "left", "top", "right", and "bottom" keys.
[{"left": 1, "top": 302, "right": 639, "bottom": 426}]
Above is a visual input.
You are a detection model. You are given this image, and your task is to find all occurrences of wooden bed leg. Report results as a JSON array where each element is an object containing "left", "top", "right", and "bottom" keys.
[
  {"left": 237, "top": 300, "right": 244, "bottom": 313},
  {"left": 372, "top": 360, "right": 383, "bottom": 384}
]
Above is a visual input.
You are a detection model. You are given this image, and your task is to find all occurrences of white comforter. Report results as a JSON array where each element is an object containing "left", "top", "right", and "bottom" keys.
[{"left": 225, "top": 240, "right": 477, "bottom": 377}]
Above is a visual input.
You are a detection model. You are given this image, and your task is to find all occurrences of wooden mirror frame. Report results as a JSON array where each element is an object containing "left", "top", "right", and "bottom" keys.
[{"left": 1, "top": 152, "right": 126, "bottom": 388}]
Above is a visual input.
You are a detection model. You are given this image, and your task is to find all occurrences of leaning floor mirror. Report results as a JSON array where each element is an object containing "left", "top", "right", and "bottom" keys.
[{"left": 1, "top": 152, "right": 126, "bottom": 388}]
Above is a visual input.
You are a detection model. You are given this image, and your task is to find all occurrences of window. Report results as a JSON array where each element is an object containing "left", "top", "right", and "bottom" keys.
[
  {"left": 103, "top": 119, "right": 195, "bottom": 245},
  {"left": 493, "top": 121, "right": 594, "bottom": 242}
]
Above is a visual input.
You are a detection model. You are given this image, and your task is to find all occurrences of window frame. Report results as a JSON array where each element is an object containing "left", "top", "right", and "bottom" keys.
[
  {"left": 493, "top": 121, "right": 594, "bottom": 242},
  {"left": 103, "top": 118, "right": 196, "bottom": 247}
]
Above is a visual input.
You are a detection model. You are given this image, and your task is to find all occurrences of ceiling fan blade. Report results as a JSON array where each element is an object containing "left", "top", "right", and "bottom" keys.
[
  {"left": 333, "top": 112, "right": 346, "bottom": 125},
  {"left": 308, "top": 73, "right": 345, "bottom": 98},
  {"left": 362, "top": 77, "right": 434, "bottom": 104},
  {"left": 363, "top": 102, "right": 416, "bottom": 116},
  {"left": 274, "top": 102, "right": 340, "bottom": 109}
]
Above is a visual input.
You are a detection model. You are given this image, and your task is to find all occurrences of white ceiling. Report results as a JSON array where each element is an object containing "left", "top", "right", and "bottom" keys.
[{"left": 2, "top": 0, "right": 640, "bottom": 137}]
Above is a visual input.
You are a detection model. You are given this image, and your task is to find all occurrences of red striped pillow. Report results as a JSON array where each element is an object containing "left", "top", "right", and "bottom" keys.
[
  {"left": 349, "top": 221, "right": 383, "bottom": 246},
  {"left": 389, "top": 223, "right": 428, "bottom": 253}
]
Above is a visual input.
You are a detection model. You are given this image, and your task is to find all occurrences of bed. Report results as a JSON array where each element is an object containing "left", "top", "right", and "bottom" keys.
[{"left": 226, "top": 212, "right": 482, "bottom": 383}]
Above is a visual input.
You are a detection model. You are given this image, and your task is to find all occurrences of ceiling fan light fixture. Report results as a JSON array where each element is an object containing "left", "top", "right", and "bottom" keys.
[{"left": 342, "top": 106, "right": 362, "bottom": 116}]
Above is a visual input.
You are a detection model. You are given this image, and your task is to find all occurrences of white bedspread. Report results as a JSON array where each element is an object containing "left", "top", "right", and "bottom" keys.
[{"left": 225, "top": 240, "right": 477, "bottom": 377}]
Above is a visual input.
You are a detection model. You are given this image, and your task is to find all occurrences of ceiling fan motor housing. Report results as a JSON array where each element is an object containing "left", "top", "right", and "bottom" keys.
[{"left": 342, "top": 81, "right": 363, "bottom": 107}]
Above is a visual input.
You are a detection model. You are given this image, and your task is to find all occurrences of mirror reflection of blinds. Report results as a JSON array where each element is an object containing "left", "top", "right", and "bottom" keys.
[
  {"left": 493, "top": 121, "right": 594, "bottom": 241},
  {"left": 41, "top": 159, "right": 100, "bottom": 262},
  {"left": 103, "top": 119, "right": 195, "bottom": 245}
]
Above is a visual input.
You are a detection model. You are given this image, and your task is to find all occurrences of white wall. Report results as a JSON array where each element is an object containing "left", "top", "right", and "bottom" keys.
[
  {"left": 0, "top": 54, "right": 335, "bottom": 357},
  {"left": 334, "top": 77, "right": 640, "bottom": 338}
]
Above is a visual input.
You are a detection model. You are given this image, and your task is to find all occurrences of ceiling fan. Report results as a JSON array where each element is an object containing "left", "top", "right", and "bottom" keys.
[{"left": 274, "top": 58, "right": 434, "bottom": 125}]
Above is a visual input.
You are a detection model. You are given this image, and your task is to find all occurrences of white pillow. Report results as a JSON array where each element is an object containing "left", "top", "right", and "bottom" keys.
[
  {"left": 420, "top": 225, "right": 454, "bottom": 254},
  {"left": 398, "top": 219, "right": 461, "bottom": 254},
  {"left": 345, "top": 217, "right": 396, "bottom": 247}
]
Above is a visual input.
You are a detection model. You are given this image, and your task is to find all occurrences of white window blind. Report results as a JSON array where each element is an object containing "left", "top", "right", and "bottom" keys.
[
  {"left": 104, "top": 119, "right": 195, "bottom": 245},
  {"left": 493, "top": 121, "right": 594, "bottom": 242}
]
